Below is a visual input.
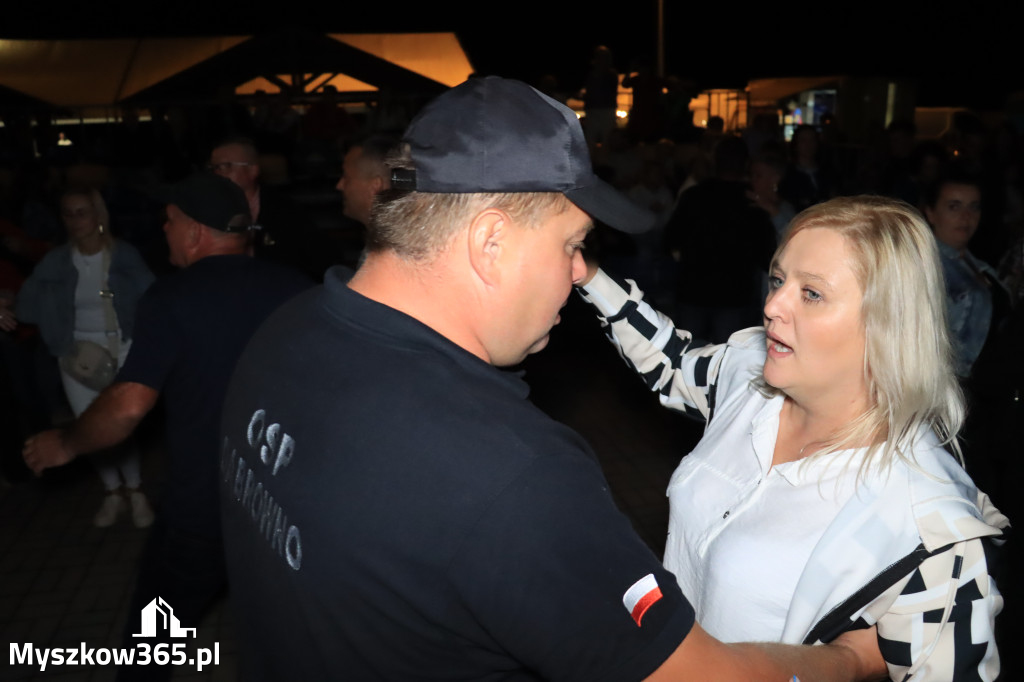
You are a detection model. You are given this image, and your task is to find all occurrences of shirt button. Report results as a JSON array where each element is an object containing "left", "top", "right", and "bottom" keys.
[{"left": 722, "top": 511, "right": 730, "bottom": 519}]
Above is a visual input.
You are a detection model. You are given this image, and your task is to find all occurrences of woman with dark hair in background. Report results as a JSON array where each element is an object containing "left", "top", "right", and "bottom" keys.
[{"left": 923, "top": 168, "right": 1010, "bottom": 377}]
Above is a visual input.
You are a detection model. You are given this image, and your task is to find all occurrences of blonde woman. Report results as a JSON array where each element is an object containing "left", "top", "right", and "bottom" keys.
[
  {"left": 579, "top": 196, "right": 1007, "bottom": 680},
  {"left": 14, "top": 188, "right": 155, "bottom": 527}
]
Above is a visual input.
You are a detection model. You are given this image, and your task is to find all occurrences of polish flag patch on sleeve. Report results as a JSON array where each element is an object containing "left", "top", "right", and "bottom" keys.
[{"left": 623, "top": 573, "right": 663, "bottom": 627}]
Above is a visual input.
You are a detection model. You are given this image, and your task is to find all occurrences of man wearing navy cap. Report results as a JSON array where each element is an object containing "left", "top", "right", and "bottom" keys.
[
  {"left": 219, "top": 77, "right": 883, "bottom": 681},
  {"left": 24, "top": 173, "right": 310, "bottom": 681}
]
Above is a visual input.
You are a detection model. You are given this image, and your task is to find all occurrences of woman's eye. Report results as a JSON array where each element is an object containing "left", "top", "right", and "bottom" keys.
[
  {"left": 803, "top": 288, "right": 822, "bottom": 302},
  {"left": 768, "top": 275, "right": 783, "bottom": 289}
]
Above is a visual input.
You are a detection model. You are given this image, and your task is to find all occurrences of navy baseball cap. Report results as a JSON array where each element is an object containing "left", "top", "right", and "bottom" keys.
[
  {"left": 155, "top": 173, "right": 253, "bottom": 233},
  {"left": 392, "top": 76, "right": 655, "bottom": 234}
]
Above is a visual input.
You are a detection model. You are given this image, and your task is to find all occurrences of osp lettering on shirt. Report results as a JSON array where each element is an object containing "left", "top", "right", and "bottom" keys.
[{"left": 221, "top": 408, "right": 302, "bottom": 570}]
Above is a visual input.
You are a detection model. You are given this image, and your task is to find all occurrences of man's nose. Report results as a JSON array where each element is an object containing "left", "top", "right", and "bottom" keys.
[{"left": 571, "top": 250, "right": 587, "bottom": 284}]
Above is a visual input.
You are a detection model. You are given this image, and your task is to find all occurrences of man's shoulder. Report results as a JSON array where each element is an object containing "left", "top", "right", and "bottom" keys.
[
  {"left": 239, "top": 291, "right": 587, "bottom": 466},
  {"left": 138, "top": 256, "right": 311, "bottom": 314},
  {"left": 169, "top": 254, "right": 309, "bottom": 287},
  {"left": 237, "top": 254, "right": 315, "bottom": 287}
]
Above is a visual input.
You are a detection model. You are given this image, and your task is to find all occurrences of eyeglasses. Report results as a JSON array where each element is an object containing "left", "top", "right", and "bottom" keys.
[{"left": 207, "top": 162, "right": 254, "bottom": 173}]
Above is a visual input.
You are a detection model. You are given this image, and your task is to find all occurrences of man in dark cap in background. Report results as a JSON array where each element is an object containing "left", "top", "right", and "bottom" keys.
[
  {"left": 219, "top": 77, "right": 882, "bottom": 681},
  {"left": 24, "top": 173, "right": 310, "bottom": 681}
]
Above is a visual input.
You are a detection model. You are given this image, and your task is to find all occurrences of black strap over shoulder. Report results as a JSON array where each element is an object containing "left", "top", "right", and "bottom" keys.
[{"left": 802, "top": 542, "right": 948, "bottom": 645}]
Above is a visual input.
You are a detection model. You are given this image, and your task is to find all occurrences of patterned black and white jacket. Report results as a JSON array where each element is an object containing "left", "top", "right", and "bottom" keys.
[{"left": 580, "top": 269, "right": 1009, "bottom": 681}]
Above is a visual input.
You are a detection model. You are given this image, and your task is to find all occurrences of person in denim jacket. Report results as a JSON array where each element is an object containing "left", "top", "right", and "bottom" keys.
[
  {"left": 924, "top": 170, "right": 1009, "bottom": 376},
  {"left": 14, "top": 188, "right": 155, "bottom": 527}
]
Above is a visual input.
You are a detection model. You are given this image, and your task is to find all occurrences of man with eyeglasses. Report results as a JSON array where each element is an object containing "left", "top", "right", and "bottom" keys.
[
  {"left": 208, "top": 137, "right": 336, "bottom": 281},
  {"left": 208, "top": 139, "right": 261, "bottom": 208}
]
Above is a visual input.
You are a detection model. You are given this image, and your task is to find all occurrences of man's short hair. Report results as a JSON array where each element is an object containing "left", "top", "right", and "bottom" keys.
[
  {"left": 369, "top": 144, "right": 572, "bottom": 261},
  {"left": 212, "top": 136, "right": 259, "bottom": 163}
]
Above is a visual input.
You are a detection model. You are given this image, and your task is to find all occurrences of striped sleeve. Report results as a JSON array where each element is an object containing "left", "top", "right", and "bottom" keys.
[
  {"left": 817, "top": 539, "right": 1002, "bottom": 681},
  {"left": 880, "top": 539, "right": 1001, "bottom": 681},
  {"left": 578, "top": 269, "right": 728, "bottom": 421}
]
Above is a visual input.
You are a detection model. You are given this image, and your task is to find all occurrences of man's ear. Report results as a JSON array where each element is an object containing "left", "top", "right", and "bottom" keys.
[
  {"left": 184, "top": 220, "right": 205, "bottom": 260},
  {"left": 466, "top": 208, "right": 511, "bottom": 287},
  {"left": 189, "top": 220, "right": 205, "bottom": 245}
]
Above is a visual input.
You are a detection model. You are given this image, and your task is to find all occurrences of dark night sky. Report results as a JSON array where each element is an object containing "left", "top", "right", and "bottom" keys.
[{"left": 4, "top": 1, "right": 1021, "bottom": 110}]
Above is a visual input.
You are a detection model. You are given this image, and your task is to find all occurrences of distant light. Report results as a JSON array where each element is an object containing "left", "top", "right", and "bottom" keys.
[
  {"left": 701, "top": 119, "right": 707, "bottom": 126},
  {"left": 616, "top": 110, "right": 628, "bottom": 119}
]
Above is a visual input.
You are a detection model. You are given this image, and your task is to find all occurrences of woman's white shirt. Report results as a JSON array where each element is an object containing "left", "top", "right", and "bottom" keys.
[
  {"left": 72, "top": 247, "right": 109, "bottom": 335},
  {"left": 665, "top": 372, "right": 870, "bottom": 641}
]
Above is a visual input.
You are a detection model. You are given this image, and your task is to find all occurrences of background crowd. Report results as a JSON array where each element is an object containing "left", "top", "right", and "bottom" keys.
[{"left": 1, "top": 52, "right": 1022, "bottom": 677}]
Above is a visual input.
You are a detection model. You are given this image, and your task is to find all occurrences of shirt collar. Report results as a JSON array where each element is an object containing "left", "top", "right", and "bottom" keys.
[
  {"left": 750, "top": 395, "right": 871, "bottom": 486},
  {"left": 750, "top": 394, "right": 784, "bottom": 478}
]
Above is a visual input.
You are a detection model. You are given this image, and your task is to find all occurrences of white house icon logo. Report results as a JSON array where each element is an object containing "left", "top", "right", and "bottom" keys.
[{"left": 132, "top": 597, "right": 197, "bottom": 638}]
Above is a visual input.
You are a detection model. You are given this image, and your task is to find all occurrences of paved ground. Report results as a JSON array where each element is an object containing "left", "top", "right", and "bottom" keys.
[{"left": 1, "top": 452, "right": 238, "bottom": 682}]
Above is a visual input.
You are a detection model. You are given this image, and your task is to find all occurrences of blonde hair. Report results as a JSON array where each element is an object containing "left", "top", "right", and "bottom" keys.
[
  {"left": 369, "top": 144, "right": 573, "bottom": 261},
  {"left": 61, "top": 187, "right": 113, "bottom": 249},
  {"left": 758, "top": 196, "right": 965, "bottom": 473}
]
